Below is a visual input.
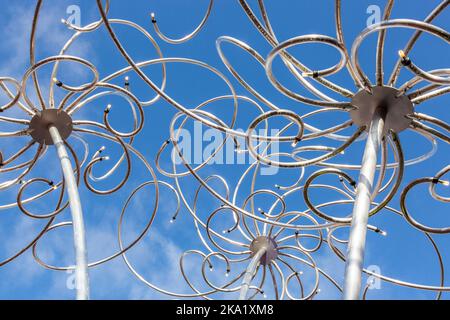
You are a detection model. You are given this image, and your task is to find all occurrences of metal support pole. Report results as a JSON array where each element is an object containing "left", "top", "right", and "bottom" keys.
[
  {"left": 343, "top": 107, "right": 386, "bottom": 300},
  {"left": 239, "top": 247, "right": 267, "bottom": 300},
  {"left": 49, "top": 125, "right": 89, "bottom": 300}
]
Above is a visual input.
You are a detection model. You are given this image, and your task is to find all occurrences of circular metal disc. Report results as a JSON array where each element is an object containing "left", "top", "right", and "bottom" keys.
[
  {"left": 29, "top": 109, "right": 73, "bottom": 145},
  {"left": 250, "top": 236, "right": 278, "bottom": 266},
  {"left": 350, "top": 86, "right": 413, "bottom": 133}
]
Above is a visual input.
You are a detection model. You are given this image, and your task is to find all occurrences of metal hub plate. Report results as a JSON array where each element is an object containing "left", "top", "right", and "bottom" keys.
[
  {"left": 350, "top": 86, "right": 414, "bottom": 134},
  {"left": 250, "top": 236, "right": 278, "bottom": 266},
  {"left": 29, "top": 109, "right": 73, "bottom": 145}
]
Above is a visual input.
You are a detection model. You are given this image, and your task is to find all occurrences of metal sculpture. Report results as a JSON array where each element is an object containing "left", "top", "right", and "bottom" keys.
[{"left": 0, "top": 0, "right": 448, "bottom": 300}]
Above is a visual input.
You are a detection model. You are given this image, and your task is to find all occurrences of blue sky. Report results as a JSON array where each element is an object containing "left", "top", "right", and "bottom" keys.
[{"left": 0, "top": 0, "right": 449, "bottom": 300}]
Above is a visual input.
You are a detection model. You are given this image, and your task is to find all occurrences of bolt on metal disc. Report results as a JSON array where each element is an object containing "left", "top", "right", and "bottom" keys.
[
  {"left": 350, "top": 86, "right": 414, "bottom": 134},
  {"left": 250, "top": 236, "right": 278, "bottom": 266},
  {"left": 29, "top": 109, "right": 73, "bottom": 145}
]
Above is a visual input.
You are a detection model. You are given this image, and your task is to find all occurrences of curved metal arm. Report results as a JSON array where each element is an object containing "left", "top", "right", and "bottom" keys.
[{"left": 49, "top": 125, "right": 89, "bottom": 300}]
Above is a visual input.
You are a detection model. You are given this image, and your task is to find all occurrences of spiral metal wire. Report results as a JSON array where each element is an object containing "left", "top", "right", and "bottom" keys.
[{"left": 0, "top": 0, "right": 449, "bottom": 300}]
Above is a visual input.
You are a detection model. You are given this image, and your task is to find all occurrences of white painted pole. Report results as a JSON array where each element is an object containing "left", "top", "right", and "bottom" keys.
[
  {"left": 343, "top": 107, "right": 386, "bottom": 300},
  {"left": 239, "top": 247, "right": 266, "bottom": 300},
  {"left": 49, "top": 125, "right": 89, "bottom": 300}
]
